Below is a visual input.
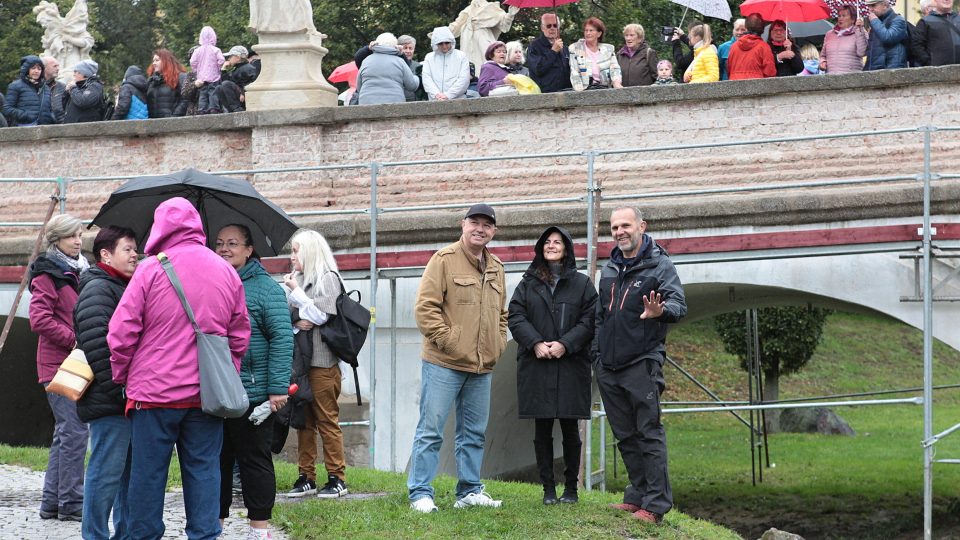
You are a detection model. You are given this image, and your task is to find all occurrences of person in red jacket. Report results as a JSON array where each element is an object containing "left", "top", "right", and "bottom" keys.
[{"left": 727, "top": 14, "right": 777, "bottom": 80}]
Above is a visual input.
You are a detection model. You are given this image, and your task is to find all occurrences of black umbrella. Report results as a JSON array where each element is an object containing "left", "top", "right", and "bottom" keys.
[{"left": 90, "top": 168, "right": 298, "bottom": 257}]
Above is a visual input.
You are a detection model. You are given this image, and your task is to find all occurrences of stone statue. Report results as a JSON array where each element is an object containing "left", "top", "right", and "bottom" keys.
[
  {"left": 449, "top": 0, "right": 519, "bottom": 69},
  {"left": 245, "top": 0, "right": 338, "bottom": 110},
  {"left": 33, "top": 0, "right": 95, "bottom": 82},
  {"left": 249, "top": 0, "right": 321, "bottom": 36}
]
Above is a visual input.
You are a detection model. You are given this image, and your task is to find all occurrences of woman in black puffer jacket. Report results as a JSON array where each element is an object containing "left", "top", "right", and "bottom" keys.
[
  {"left": 145, "top": 49, "right": 186, "bottom": 118},
  {"left": 3, "top": 55, "right": 56, "bottom": 126},
  {"left": 74, "top": 226, "right": 139, "bottom": 540}
]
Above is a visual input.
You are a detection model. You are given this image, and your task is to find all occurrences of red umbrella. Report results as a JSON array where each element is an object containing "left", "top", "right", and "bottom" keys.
[
  {"left": 740, "top": 0, "right": 831, "bottom": 22},
  {"left": 503, "top": 0, "right": 578, "bottom": 7},
  {"left": 328, "top": 61, "right": 359, "bottom": 87}
]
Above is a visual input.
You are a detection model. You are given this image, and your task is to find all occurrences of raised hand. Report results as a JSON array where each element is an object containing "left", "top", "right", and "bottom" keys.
[{"left": 639, "top": 291, "right": 664, "bottom": 320}]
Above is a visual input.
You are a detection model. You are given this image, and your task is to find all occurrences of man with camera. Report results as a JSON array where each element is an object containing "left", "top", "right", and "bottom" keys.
[{"left": 667, "top": 23, "right": 697, "bottom": 75}]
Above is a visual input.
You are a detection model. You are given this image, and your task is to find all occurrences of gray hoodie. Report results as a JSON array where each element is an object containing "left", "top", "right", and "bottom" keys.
[
  {"left": 421, "top": 26, "right": 470, "bottom": 100},
  {"left": 357, "top": 45, "right": 420, "bottom": 105}
]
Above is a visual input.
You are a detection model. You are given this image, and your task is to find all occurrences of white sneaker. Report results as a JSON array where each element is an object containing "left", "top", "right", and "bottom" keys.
[
  {"left": 410, "top": 497, "right": 439, "bottom": 513},
  {"left": 247, "top": 527, "right": 273, "bottom": 540},
  {"left": 453, "top": 489, "right": 502, "bottom": 509}
]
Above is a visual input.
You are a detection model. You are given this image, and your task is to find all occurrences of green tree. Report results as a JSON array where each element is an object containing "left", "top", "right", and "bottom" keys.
[
  {"left": 714, "top": 306, "right": 831, "bottom": 432},
  {"left": 0, "top": 0, "right": 44, "bottom": 92},
  {"left": 89, "top": 0, "right": 160, "bottom": 87}
]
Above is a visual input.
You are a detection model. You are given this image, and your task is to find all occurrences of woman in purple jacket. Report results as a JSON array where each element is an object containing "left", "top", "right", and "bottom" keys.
[{"left": 28, "top": 213, "right": 89, "bottom": 522}]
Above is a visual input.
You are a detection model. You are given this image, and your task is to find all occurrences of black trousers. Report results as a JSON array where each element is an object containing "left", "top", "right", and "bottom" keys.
[
  {"left": 219, "top": 403, "right": 276, "bottom": 521},
  {"left": 534, "top": 417, "right": 580, "bottom": 444},
  {"left": 596, "top": 358, "right": 672, "bottom": 515},
  {"left": 216, "top": 81, "right": 245, "bottom": 113}
]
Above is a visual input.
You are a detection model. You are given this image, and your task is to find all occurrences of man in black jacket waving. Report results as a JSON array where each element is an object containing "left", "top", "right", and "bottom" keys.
[{"left": 595, "top": 207, "right": 686, "bottom": 526}]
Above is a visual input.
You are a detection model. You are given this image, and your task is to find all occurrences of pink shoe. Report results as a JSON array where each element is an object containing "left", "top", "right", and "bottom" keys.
[
  {"left": 632, "top": 508, "right": 664, "bottom": 524},
  {"left": 608, "top": 502, "right": 642, "bottom": 512}
]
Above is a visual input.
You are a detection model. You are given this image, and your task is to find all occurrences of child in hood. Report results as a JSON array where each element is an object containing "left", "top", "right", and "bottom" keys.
[
  {"left": 798, "top": 43, "right": 822, "bottom": 75},
  {"left": 189, "top": 26, "right": 225, "bottom": 114},
  {"left": 653, "top": 60, "right": 678, "bottom": 85}
]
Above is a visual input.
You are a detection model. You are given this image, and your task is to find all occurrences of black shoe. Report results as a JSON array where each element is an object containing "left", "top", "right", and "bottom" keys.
[
  {"left": 559, "top": 487, "right": 579, "bottom": 504},
  {"left": 542, "top": 485, "right": 559, "bottom": 505},
  {"left": 58, "top": 509, "right": 82, "bottom": 522},
  {"left": 39, "top": 509, "right": 57, "bottom": 520},
  {"left": 284, "top": 474, "right": 317, "bottom": 498},
  {"left": 317, "top": 474, "right": 348, "bottom": 498}
]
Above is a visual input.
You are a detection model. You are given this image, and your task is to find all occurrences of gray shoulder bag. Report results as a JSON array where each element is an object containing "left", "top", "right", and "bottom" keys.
[{"left": 157, "top": 252, "right": 249, "bottom": 418}]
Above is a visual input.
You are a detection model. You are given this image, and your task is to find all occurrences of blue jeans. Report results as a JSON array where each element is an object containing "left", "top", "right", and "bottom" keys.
[
  {"left": 41, "top": 384, "right": 88, "bottom": 515},
  {"left": 407, "top": 361, "right": 491, "bottom": 502},
  {"left": 127, "top": 408, "right": 223, "bottom": 540},
  {"left": 83, "top": 415, "right": 131, "bottom": 540}
]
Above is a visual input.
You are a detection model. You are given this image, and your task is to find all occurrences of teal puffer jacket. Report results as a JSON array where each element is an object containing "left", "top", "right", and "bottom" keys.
[{"left": 238, "top": 259, "right": 294, "bottom": 402}]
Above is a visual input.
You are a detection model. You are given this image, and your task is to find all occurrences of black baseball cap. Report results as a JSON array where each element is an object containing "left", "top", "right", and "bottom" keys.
[{"left": 464, "top": 203, "right": 496, "bottom": 225}]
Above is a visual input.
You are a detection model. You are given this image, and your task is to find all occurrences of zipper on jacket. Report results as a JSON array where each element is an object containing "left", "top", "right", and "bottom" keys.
[
  {"left": 560, "top": 303, "right": 566, "bottom": 335},
  {"left": 619, "top": 287, "right": 631, "bottom": 310},
  {"left": 607, "top": 281, "right": 616, "bottom": 312}
]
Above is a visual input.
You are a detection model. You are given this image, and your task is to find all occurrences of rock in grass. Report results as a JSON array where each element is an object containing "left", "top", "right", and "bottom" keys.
[
  {"left": 779, "top": 407, "right": 855, "bottom": 436},
  {"left": 758, "top": 528, "right": 805, "bottom": 540}
]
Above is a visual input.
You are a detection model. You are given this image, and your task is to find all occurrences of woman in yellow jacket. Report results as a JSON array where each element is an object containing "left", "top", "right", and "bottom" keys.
[{"left": 683, "top": 24, "right": 719, "bottom": 83}]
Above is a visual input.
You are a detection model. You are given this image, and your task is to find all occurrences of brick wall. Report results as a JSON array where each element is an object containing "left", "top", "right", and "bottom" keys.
[{"left": 1, "top": 66, "right": 960, "bottom": 261}]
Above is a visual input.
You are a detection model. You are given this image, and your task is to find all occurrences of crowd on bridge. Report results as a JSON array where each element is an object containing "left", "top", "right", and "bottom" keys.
[
  {"left": 1, "top": 25, "right": 260, "bottom": 127},
  {"left": 2, "top": 0, "right": 959, "bottom": 125},
  {"left": 28, "top": 195, "right": 685, "bottom": 538}
]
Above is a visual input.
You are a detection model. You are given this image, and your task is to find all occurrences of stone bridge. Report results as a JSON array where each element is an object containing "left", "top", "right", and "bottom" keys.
[{"left": 0, "top": 65, "right": 958, "bottom": 478}]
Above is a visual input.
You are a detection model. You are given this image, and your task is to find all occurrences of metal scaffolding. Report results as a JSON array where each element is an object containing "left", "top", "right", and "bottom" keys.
[{"left": 1, "top": 125, "right": 958, "bottom": 539}]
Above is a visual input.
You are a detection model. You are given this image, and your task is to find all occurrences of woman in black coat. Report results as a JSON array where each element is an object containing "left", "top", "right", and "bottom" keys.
[
  {"left": 74, "top": 226, "right": 138, "bottom": 540},
  {"left": 146, "top": 49, "right": 187, "bottom": 118},
  {"left": 508, "top": 226, "right": 597, "bottom": 505}
]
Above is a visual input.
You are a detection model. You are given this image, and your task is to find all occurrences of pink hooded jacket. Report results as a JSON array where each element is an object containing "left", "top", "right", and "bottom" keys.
[
  {"left": 189, "top": 26, "right": 225, "bottom": 83},
  {"left": 108, "top": 197, "right": 250, "bottom": 404}
]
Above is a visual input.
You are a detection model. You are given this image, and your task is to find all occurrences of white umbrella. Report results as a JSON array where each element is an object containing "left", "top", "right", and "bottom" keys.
[{"left": 671, "top": 0, "right": 733, "bottom": 24}]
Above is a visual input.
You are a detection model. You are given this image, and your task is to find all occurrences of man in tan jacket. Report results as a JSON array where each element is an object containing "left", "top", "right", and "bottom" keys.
[{"left": 407, "top": 203, "right": 508, "bottom": 513}]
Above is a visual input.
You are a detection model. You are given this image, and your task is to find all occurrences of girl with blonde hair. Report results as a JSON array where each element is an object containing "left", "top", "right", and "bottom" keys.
[
  {"left": 683, "top": 23, "right": 719, "bottom": 83},
  {"left": 282, "top": 229, "right": 349, "bottom": 499}
]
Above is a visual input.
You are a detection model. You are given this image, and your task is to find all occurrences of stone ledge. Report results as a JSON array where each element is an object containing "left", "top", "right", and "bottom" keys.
[
  {"left": 0, "top": 182, "right": 955, "bottom": 265},
  {"left": 1, "top": 65, "right": 956, "bottom": 143}
]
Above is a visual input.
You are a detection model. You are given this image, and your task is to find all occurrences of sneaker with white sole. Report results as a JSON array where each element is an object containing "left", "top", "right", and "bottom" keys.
[
  {"left": 453, "top": 489, "right": 502, "bottom": 509},
  {"left": 284, "top": 474, "right": 317, "bottom": 498},
  {"left": 410, "top": 496, "right": 439, "bottom": 513},
  {"left": 316, "top": 474, "right": 348, "bottom": 498},
  {"left": 247, "top": 526, "right": 274, "bottom": 540}
]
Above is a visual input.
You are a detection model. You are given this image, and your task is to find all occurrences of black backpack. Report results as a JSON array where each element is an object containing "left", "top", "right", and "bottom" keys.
[{"left": 318, "top": 274, "right": 371, "bottom": 405}]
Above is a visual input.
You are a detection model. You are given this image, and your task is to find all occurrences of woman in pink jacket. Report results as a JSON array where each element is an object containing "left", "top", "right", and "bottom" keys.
[
  {"left": 820, "top": 5, "right": 868, "bottom": 74},
  {"left": 29, "top": 213, "right": 88, "bottom": 522},
  {"left": 108, "top": 197, "right": 250, "bottom": 540}
]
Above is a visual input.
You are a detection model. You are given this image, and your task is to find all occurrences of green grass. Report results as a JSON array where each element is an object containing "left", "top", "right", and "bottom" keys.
[
  {"left": 606, "top": 311, "right": 960, "bottom": 539},
  {"left": 271, "top": 465, "right": 739, "bottom": 540},
  {"left": 0, "top": 444, "right": 738, "bottom": 540},
  {"left": 5, "top": 311, "right": 958, "bottom": 539}
]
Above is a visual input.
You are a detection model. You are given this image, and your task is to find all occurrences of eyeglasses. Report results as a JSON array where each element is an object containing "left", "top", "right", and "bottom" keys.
[
  {"left": 215, "top": 240, "right": 246, "bottom": 249},
  {"left": 544, "top": 23, "right": 559, "bottom": 29}
]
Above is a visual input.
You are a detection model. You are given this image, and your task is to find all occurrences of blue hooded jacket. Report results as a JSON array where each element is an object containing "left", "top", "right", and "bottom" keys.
[{"left": 3, "top": 56, "right": 55, "bottom": 126}]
